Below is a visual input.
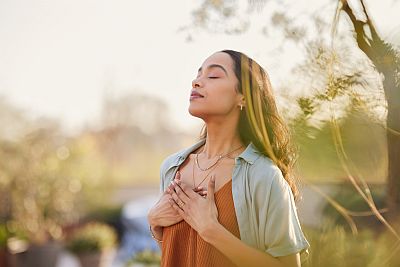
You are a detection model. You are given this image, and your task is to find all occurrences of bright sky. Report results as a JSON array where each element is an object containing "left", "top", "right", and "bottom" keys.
[{"left": 0, "top": 0, "right": 399, "bottom": 134}]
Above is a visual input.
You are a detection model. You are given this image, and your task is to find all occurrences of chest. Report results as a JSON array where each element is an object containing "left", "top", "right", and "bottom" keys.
[{"left": 177, "top": 155, "right": 235, "bottom": 191}]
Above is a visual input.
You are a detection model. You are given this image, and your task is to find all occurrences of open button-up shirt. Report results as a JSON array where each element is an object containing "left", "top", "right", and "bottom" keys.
[{"left": 159, "top": 138, "right": 310, "bottom": 260}]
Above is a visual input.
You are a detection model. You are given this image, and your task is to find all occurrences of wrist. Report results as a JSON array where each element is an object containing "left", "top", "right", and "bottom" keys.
[
  {"left": 200, "top": 221, "right": 222, "bottom": 244},
  {"left": 149, "top": 225, "right": 163, "bottom": 243}
]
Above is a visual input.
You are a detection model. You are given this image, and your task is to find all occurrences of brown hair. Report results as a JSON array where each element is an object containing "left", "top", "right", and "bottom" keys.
[{"left": 200, "top": 49, "right": 300, "bottom": 201}]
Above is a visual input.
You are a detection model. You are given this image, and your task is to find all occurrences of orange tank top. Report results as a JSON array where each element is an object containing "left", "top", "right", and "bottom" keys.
[{"left": 161, "top": 179, "right": 241, "bottom": 267}]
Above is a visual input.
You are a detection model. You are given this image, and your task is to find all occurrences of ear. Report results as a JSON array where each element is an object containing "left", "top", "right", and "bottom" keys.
[{"left": 236, "top": 94, "right": 245, "bottom": 107}]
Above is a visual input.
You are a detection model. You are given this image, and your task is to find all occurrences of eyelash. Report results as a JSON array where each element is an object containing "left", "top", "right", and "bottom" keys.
[{"left": 208, "top": 77, "right": 219, "bottom": 79}]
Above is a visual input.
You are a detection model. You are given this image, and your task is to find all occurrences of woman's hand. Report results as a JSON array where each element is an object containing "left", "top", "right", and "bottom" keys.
[
  {"left": 147, "top": 171, "right": 207, "bottom": 229},
  {"left": 168, "top": 173, "right": 219, "bottom": 240}
]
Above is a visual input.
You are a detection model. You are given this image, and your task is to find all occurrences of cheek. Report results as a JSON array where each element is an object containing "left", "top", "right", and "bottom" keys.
[
  {"left": 208, "top": 94, "right": 235, "bottom": 110},
  {"left": 209, "top": 84, "right": 238, "bottom": 108},
  {"left": 188, "top": 81, "right": 238, "bottom": 116}
]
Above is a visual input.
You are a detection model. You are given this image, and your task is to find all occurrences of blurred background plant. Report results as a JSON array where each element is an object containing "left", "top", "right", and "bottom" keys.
[
  {"left": 302, "top": 223, "right": 400, "bottom": 267},
  {"left": 125, "top": 249, "right": 161, "bottom": 267},
  {"left": 66, "top": 222, "right": 117, "bottom": 255},
  {"left": 66, "top": 222, "right": 118, "bottom": 267}
]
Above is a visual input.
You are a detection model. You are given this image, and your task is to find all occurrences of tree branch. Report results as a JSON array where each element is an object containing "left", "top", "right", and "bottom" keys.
[{"left": 340, "top": 0, "right": 375, "bottom": 61}]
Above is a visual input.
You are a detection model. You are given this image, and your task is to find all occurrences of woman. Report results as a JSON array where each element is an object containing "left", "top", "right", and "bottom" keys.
[{"left": 147, "top": 50, "right": 310, "bottom": 267}]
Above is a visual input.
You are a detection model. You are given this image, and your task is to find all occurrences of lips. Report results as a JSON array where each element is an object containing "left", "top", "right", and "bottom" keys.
[{"left": 190, "top": 90, "right": 204, "bottom": 100}]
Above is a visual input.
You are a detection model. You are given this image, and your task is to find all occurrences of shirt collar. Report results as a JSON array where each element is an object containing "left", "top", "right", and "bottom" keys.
[
  {"left": 177, "top": 138, "right": 261, "bottom": 165},
  {"left": 237, "top": 142, "right": 261, "bottom": 164}
]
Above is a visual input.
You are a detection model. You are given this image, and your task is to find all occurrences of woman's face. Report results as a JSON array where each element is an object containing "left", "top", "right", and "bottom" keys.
[{"left": 188, "top": 52, "right": 243, "bottom": 120}]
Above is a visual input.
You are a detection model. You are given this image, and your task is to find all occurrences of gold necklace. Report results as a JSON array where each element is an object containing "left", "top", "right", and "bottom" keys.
[
  {"left": 192, "top": 156, "right": 220, "bottom": 189},
  {"left": 192, "top": 145, "right": 244, "bottom": 189},
  {"left": 195, "top": 145, "right": 243, "bottom": 171}
]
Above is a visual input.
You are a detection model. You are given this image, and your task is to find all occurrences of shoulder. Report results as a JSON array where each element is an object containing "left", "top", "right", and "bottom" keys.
[
  {"left": 247, "top": 154, "right": 291, "bottom": 200},
  {"left": 160, "top": 149, "right": 184, "bottom": 175},
  {"left": 249, "top": 155, "right": 287, "bottom": 186},
  {"left": 238, "top": 143, "right": 287, "bottom": 190}
]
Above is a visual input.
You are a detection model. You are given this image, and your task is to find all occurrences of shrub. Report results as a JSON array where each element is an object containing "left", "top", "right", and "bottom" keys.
[
  {"left": 126, "top": 249, "right": 161, "bottom": 265},
  {"left": 66, "top": 222, "right": 117, "bottom": 254}
]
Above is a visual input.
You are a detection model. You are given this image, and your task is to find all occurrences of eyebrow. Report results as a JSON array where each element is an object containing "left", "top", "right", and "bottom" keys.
[{"left": 198, "top": 64, "right": 228, "bottom": 76}]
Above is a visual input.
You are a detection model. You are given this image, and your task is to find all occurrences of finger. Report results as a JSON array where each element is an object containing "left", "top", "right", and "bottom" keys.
[
  {"left": 199, "top": 193, "right": 207, "bottom": 198},
  {"left": 167, "top": 181, "right": 180, "bottom": 197},
  {"left": 168, "top": 199, "right": 186, "bottom": 215},
  {"left": 207, "top": 175, "right": 216, "bottom": 203},
  {"left": 163, "top": 180, "right": 174, "bottom": 195},
  {"left": 193, "top": 186, "right": 204, "bottom": 192},
  {"left": 170, "top": 190, "right": 185, "bottom": 207},
  {"left": 175, "top": 171, "right": 181, "bottom": 180},
  {"left": 173, "top": 178, "right": 196, "bottom": 198},
  {"left": 166, "top": 180, "right": 175, "bottom": 193},
  {"left": 173, "top": 181, "right": 191, "bottom": 203},
  {"left": 195, "top": 189, "right": 206, "bottom": 197}
]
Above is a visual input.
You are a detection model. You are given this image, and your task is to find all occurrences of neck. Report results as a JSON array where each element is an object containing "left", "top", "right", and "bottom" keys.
[{"left": 202, "top": 117, "right": 244, "bottom": 159}]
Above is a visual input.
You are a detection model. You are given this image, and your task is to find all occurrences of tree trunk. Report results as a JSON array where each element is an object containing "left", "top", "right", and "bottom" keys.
[
  {"left": 385, "top": 88, "right": 400, "bottom": 218},
  {"left": 341, "top": 0, "right": 400, "bottom": 217}
]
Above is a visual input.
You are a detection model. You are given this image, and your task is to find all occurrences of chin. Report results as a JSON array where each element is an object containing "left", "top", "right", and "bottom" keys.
[{"left": 188, "top": 106, "right": 206, "bottom": 119}]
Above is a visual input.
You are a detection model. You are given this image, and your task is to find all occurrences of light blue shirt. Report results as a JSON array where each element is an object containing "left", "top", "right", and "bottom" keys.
[{"left": 160, "top": 138, "right": 310, "bottom": 259}]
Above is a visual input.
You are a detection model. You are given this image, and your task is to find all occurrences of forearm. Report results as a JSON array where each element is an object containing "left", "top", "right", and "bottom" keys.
[{"left": 202, "top": 222, "right": 285, "bottom": 267}]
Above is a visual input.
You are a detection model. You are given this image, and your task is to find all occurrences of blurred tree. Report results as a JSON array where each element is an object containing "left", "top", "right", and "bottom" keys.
[
  {"left": 100, "top": 93, "right": 170, "bottom": 135},
  {"left": 335, "top": 0, "right": 400, "bottom": 219},
  {"left": 96, "top": 92, "right": 191, "bottom": 186},
  {"left": 0, "top": 98, "right": 117, "bottom": 244},
  {"left": 0, "top": 96, "right": 34, "bottom": 141}
]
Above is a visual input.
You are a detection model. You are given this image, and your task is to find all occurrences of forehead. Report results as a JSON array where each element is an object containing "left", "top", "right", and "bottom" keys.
[{"left": 199, "top": 52, "right": 234, "bottom": 72}]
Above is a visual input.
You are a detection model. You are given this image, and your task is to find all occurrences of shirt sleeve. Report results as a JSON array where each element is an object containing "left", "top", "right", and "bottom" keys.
[
  {"left": 159, "top": 164, "right": 164, "bottom": 194},
  {"left": 159, "top": 157, "right": 169, "bottom": 194},
  {"left": 264, "top": 169, "right": 310, "bottom": 260}
]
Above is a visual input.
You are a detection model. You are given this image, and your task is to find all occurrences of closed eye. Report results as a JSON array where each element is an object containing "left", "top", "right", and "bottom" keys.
[{"left": 208, "top": 77, "right": 219, "bottom": 79}]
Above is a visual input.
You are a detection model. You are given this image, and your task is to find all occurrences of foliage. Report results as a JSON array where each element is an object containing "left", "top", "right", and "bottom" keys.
[
  {"left": 126, "top": 249, "right": 161, "bottom": 265},
  {"left": 290, "top": 106, "right": 387, "bottom": 183},
  {"left": 303, "top": 224, "right": 400, "bottom": 267},
  {"left": 0, "top": 125, "right": 116, "bottom": 244},
  {"left": 0, "top": 92, "right": 190, "bottom": 246},
  {"left": 0, "top": 224, "right": 10, "bottom": 248},
  {"left": 83, "top": 204, "right": 124, "bottom": 241},
  {"left": 66, "top": 222, "right": 117, "bottom": 254}
]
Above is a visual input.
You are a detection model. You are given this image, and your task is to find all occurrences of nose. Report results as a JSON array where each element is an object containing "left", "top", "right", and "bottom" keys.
[{"left": 192, "top": 77, "right": 202, "bottom": 88}]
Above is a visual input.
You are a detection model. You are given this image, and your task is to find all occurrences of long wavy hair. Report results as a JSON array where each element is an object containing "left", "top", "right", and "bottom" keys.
[{"left": 200, "top": 49, "right": 300, "bottom": 201}]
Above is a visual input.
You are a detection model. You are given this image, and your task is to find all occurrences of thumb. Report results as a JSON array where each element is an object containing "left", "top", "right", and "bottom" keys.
[{"left": 207, "top": 175, "right": 216, "bottom": 202}]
